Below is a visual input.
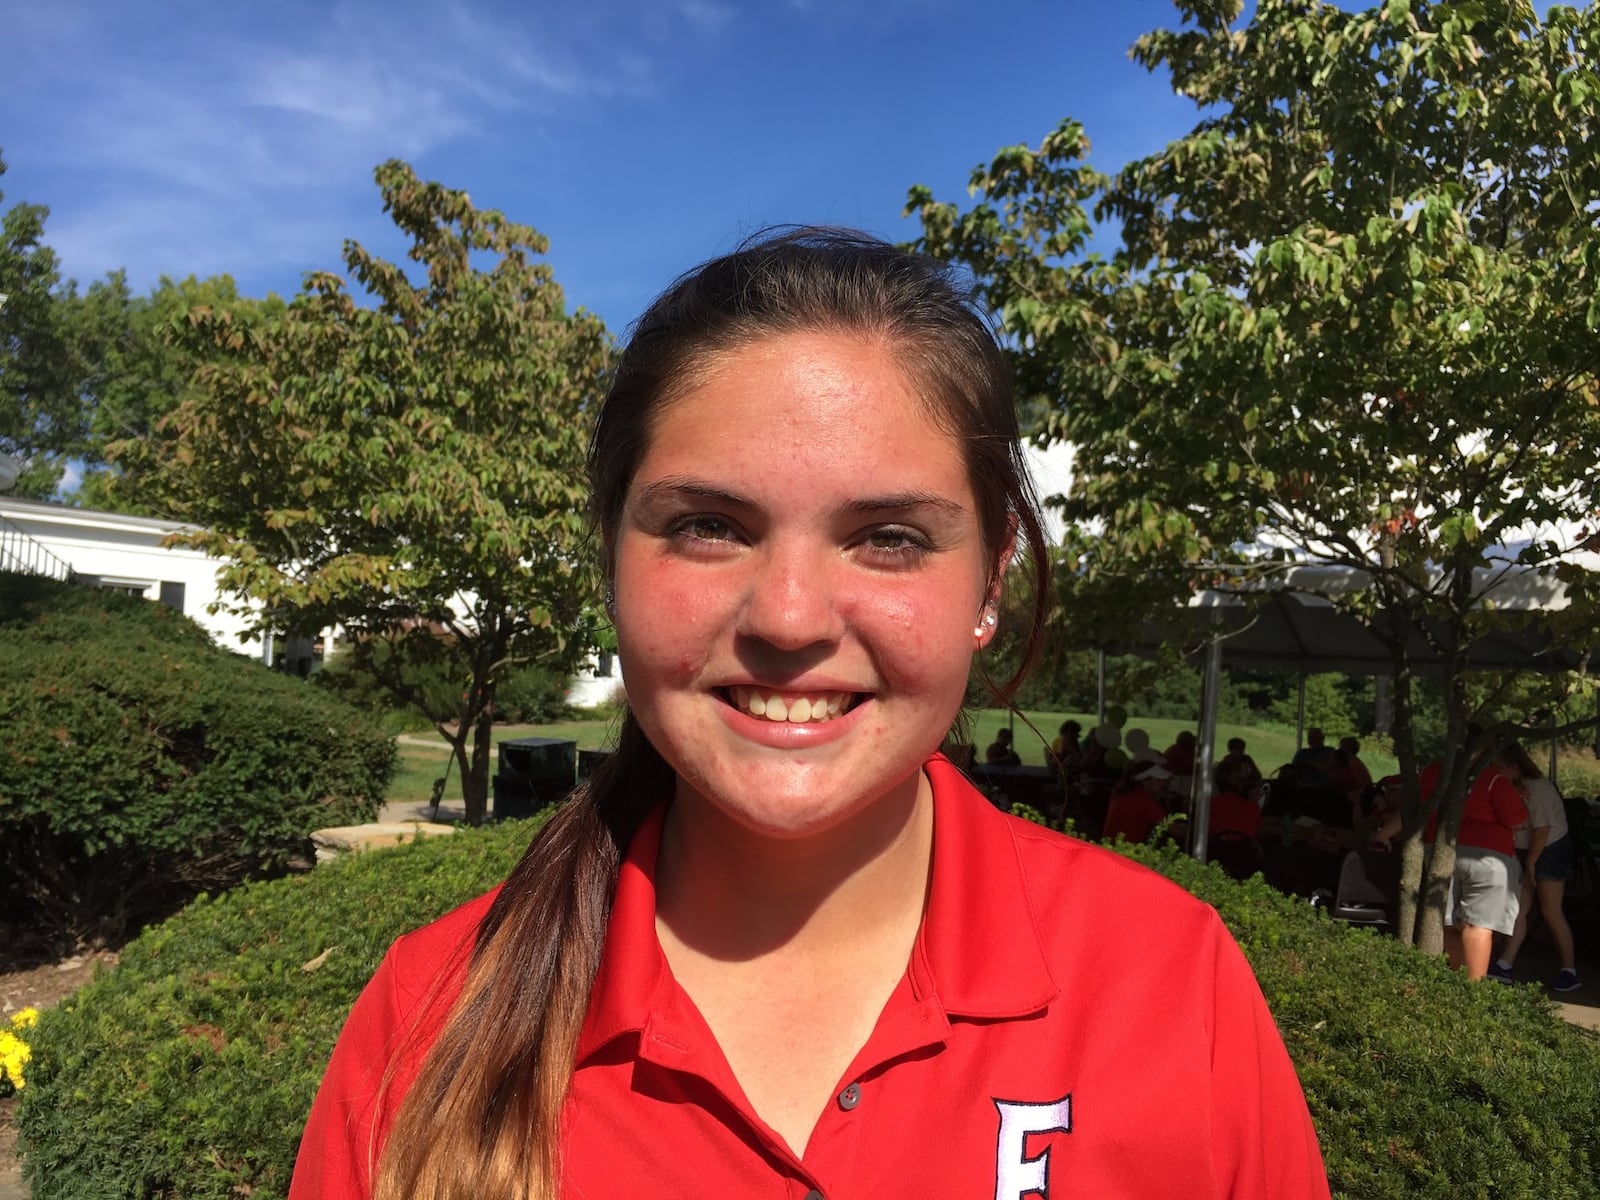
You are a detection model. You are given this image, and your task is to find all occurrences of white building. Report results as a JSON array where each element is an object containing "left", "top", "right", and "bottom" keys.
[{"left": 0, "top": 495, "right": 267, "bottom": 656}]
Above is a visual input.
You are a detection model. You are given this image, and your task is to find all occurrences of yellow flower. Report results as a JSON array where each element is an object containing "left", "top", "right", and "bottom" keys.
[
  {"left": 0, "top": 1030, "right": 29, "bottom": 1091},
  {"left": 1, "top": 1010, "right": 39, "bottom": 1092}
]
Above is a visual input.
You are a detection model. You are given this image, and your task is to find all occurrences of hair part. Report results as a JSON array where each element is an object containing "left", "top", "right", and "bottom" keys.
[{"left": 374, "top": 227, "right": 1052, "bottom": 1199}]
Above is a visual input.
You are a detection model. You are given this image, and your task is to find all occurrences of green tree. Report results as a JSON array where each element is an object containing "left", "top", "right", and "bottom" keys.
[
  {"left": 0, "top": 152, "right": 90, "bottom": 495},
  {"left": 150, "top": 160, "right": 612, "bottom": 825},
  {"left": 74, "top": 273, "right": 286, "bottom": 515},
  {"left": 911, "top": 0, "right": 1600, "bottom": 950}
]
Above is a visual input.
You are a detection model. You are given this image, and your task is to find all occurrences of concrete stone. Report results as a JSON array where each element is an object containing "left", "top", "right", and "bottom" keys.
[{"left": 310, "top": 822, "right": 457, "bottom": 865}]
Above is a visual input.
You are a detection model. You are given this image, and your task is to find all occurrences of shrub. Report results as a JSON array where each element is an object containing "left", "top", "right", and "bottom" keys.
[
  {"left": 310, "top": 637, "right": 449, "bottom": 734},
  {"left": 1557, "top": 745, "right": 1600, "bottom": 800},
  {"left": 493, "top": 662, "right": 572, "bottom": 724},
  {"left": 16, "top": 818, "right": 542, "bottom": 1200},
  {"left": 0, "top": 573, "right": 396, "bottom": 943},
  {"left": 1121, "top": 840, "right": 1600, "bottom": 1199},
  {"left": 314, "top": 637, "right": 573, "bottom": 730},
  {"left": 17, "top": 807, "right": 1600, "bottom": 1199}
]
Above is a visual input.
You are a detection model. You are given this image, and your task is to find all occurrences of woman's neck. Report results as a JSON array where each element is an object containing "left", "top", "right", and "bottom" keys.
[{"left": 653, "top": 771, "right": 934, "bottom": 966}]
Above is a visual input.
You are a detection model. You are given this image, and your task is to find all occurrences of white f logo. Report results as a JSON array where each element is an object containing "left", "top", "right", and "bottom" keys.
[{"left": 993, "top": 1095, "right": 1072, "bottom": 1200}]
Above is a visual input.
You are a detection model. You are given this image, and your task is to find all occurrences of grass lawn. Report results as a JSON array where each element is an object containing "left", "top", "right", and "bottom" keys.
[
  {"left": 962, "top": 710, "right": 1401, "bottom": 776},
  {"left": 385, "top": 706, "right": 1401, "bottom": 806}
]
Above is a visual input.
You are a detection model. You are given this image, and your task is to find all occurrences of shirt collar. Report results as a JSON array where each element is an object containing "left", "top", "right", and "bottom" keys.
[
  {"left": 575, "top": 753, "right": 1058, "bottom": 1062},
  {"left": 910, "top": 754, "right": 1058, "bottom": 1018}
]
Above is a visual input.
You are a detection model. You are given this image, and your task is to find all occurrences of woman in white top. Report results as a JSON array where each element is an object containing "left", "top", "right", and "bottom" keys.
[{"left": 1492, "top": 741, "right": 1580, "bottom": 991}]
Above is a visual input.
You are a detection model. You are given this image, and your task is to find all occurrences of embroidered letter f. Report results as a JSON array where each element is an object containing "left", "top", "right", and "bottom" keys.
[{"left": 993, "top": 1095, "right": 1072, "bottom": 1200}]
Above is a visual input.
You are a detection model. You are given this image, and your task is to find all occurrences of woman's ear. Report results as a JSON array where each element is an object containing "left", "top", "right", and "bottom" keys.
[{"left": 985, "top": 517, "right": 1019, "bottom": 607}]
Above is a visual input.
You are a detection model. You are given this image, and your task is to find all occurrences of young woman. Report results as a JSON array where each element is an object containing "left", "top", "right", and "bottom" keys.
[
  {"left": 1492, "top": 741, "right": 1581, "bottom": 991},
  {"left": 289, "top": 230, "right": 1329, "bottom": 1199}
]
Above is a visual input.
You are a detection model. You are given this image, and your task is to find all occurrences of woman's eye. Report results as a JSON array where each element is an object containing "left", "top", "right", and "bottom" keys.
[
  {"left": 860, "top": 526, "right": 931, "bottom": 561},
  {"left": 669, "top": 515, "right": 737, "bottom": 543}
]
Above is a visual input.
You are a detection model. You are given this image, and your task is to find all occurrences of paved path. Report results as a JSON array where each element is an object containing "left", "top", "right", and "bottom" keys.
[{"left": 376, "top": 796, "right": 465, "bottom": 825}]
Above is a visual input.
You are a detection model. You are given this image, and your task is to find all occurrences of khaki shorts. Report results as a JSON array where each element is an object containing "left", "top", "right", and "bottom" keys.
[{"left": 1448, "top": 848, "right": 1522, "bottom": 936}]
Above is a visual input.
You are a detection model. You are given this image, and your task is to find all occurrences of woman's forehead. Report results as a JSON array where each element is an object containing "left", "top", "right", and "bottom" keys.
[{"left": 633, "top": 330, "right": 975, "bottom": 501}]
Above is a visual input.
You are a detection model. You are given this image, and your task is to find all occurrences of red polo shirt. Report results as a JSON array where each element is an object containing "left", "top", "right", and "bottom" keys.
[
  {"left": 1419, "top": 760, "right": 1527, "bottom": 857},
  {"left": 291, "top": 756, "right": 1328, "bottom": 1199},
  {"left": 1102, "top": 783, "right": 1167, "bottom": 844},
  {"left": 1207, "top": 789, "right": 1262, "bottom": 839}
]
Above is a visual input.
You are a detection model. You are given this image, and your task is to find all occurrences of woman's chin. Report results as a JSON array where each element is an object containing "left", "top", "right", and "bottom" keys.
[{"left": 675, "top": 761, "right": 927, "bottom": 845}]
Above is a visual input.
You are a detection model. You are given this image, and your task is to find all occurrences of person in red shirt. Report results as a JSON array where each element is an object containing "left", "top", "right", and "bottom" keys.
[
  {"left": 1162, "top": 729, "right": 1198, "bottom": 775},
  {"left": 290, "top": 231, "right": 1329, "bottom": 1200},
  {"left": 1102, "top": 763, "right": 1177, "bottom": 844},
  {"left": 1209, "top": 759, "right": 1263, "bottom": 839},
  {"left": 1326, "top": 737, "right": 1374, "bottom": 803},
  {"left": 1377, "top": 753, "right": 1528, "bottom": 980}
]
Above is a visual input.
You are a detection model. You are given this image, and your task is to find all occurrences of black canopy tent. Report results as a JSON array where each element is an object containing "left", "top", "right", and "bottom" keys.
[{"left": 1105, "top": 563, "right": 1600, "bottom": 863}]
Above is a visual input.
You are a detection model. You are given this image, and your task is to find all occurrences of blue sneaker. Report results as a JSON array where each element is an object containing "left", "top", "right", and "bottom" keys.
[
  {"left": 1486, "top": 961, "right": 1515, "bottom": 985},
  {"left": 1552, "top": 969, "right": 1582, "bottom": 993}
]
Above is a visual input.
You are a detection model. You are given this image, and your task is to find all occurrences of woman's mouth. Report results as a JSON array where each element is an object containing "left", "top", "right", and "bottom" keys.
[{"left": 723, "top": 686, "right": 862, "bottom": 724}]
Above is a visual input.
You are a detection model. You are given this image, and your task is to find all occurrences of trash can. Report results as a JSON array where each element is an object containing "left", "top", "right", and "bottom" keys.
[
  {"left": 492, "top": 737, "right": 577, "bottom": 820},
  {"left": 578, "top": 749, "right": 613, "bottom": 780}
]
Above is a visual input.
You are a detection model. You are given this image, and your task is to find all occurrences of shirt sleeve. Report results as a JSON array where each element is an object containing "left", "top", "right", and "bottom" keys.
[{"left": 1204, "top": 911, "right": 1332, "bottom": 1200}]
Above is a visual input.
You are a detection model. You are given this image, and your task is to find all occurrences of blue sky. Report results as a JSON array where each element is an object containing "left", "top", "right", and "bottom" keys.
[{"left": 6, "top": 0, "right": 1202, "bottom": 336}]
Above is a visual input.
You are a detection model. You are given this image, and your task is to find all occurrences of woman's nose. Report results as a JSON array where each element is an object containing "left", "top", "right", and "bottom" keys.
[{"left": 737, "top": 543, "right": 842, "bottom": 651}]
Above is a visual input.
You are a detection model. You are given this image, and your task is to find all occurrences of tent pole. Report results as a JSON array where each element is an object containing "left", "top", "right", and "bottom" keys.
[
  {"left": 1296, "top": 674, "right": 1307, "bottom": 750},
  {"left": 1549, "top": 712, "right": 1558, "bottom": 784},
  {"left": 1096, "top": 650, "right": 1106, "bottom": 725},
  {"left": 1191, "top": 622, "right": 1223, "bottom": 864}
]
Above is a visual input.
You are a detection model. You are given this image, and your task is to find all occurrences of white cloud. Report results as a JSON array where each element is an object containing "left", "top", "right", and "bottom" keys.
[
  {"left": 679, "top": 0, "right": 736, "bottom": 33},
  {"left": 11, "top": 0, "right": 665, "bottom": 291}
]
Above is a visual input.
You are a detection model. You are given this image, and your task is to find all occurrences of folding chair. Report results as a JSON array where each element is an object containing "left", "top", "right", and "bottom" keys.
[{"left": 1322, "top": 850, "right": 1392, "bottom": 929}]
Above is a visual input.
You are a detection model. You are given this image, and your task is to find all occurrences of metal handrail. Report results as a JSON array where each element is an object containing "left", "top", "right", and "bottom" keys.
[{"left": 0, "top": 514, "right": 76, "bottom": 582}]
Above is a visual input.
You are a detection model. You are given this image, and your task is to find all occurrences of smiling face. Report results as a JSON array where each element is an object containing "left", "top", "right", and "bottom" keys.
[{"left": 610, "top": 329, "right": 999, "bottom": 841}]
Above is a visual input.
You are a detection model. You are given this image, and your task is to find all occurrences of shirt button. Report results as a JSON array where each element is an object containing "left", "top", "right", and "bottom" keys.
[
  {"left": 838, "top": 1082, "right": 862, "bottom": 1111},
  {"left": 804, "top": 1192, "right": 825, "bottom": 1200}
]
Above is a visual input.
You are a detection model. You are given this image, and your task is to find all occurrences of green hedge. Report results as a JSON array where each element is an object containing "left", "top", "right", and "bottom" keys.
[
  {"left": 0, "top": 573, "right": 395, "bottom": 941},
  {"left": 1123, "top": 841, "right": 1600, "bottom": 1198},
  {"left": 17, "top": 818, "right": 543, "bottom": 1199},
  {"left": 17, "top": 810, "right": 1600, "bottom": 1198}
]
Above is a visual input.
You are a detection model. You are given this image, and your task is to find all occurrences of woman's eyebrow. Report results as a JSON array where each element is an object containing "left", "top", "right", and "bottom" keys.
[
  {"left": 843, "top": 492, "right": 968, "bottom": 518},
  {"left": 632, "top": 476, "right": 753, "bottom": 508},
  {"left": 631, "top": 478, "right": 969, "bottom": 519}
]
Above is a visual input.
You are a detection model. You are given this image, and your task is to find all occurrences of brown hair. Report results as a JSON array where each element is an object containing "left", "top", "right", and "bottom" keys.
[
  {"left": 1504, "top": 740, "right": 1544, "bottom": 781},
  {"left": 373, "top": 228, "right": 1051, "bottom": 1199}
]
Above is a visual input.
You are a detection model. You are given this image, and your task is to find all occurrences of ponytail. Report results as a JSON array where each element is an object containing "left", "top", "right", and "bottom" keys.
[{"left": 372, "top": 713, "right": 671, "bottom": 1200}]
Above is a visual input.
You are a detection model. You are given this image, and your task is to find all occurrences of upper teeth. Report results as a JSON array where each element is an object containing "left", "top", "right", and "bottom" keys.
[{"left": 730, "top": 686, "right": 852, "bottom": 723}]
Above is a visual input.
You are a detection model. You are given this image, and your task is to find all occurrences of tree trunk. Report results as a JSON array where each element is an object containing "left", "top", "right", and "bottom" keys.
[
  {"left": 1381, "top": 562, "right": 1432, "bottom": 948},
  {"left": 1395, "top": 831, "right": 1426, "bottom": 946},
  {"left": 463, "top": 701, "right": 495, "bottom": 826},
  {"left": 457, "top": 631, "right": 504, "bottom": 827},
  {"left": 1417, "top": 835, "right": 1455, "bottom": 956}
]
